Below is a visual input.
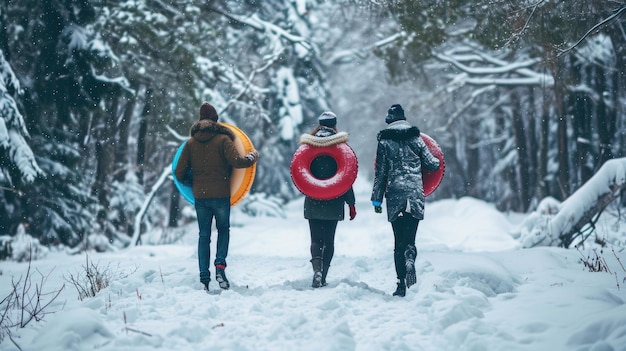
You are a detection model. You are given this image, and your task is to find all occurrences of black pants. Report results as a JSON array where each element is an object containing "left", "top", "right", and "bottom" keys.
[
  {"left": 308, "top": 219, "right": 338, "bottom": 267},
  {"left": 391, "top": 213, "right": 419, "bottom": 280}
]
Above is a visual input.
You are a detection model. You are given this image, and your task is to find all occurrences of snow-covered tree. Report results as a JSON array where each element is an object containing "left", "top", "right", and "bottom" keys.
[
  {"left": 0, "top": 50, "right": 43, "bottom": 184},
  {"left": 0, "top": 49, "right": 45, "bottom": 241},
  {"left": 1, "top": 0, "right": 344, "bottom": 250},
  {"left": 381, "top": 0, "right": 626, "bottom": 211},
  {"left": 2, "top": 0, "right": 130, "bottom": 246}
]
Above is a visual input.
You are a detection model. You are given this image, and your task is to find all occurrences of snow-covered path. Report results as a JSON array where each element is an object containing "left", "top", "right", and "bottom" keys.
[{"left": 2, "top": 182, "right": 626, "bottom": 351}]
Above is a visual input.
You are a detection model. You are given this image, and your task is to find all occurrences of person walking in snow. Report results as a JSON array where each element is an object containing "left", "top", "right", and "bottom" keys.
[
  {"left": 175, "top": 102, "right": 259, "bottom": 291},
  {"left": 301, "top": 111, "right": 357, "bottom": 288},
  {"left": 371, "top": 104, "right": 440, "bottom": 297}
]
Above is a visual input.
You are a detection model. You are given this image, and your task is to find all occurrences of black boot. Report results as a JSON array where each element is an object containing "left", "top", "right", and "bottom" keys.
[
  {"left": 404, "top": 245, "right": 417, "bottom": 289},
  {"left": 215, "top": 266, "right": 230, "bottom": 290},
  {"left": 321, "top": 263, "right": 329, "bottom": 287},
  {"left": 393, "top": 279, "right": 406, "bottom": 297},
  {"left": 311, "top": 257, "right": 323, "bottom": 288}
]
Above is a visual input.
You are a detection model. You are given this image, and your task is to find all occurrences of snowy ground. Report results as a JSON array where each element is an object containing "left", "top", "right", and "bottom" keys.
[{"left": 2, "top": 179, "right": 626, "bottom": 351}]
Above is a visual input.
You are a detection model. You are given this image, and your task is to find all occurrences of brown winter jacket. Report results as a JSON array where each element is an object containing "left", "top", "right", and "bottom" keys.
[{"left": 175, "top": 120, "right": 256, "bottom": 199}]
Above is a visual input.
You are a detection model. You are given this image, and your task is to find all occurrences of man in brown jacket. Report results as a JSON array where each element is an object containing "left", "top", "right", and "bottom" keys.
[{"left": 175, "top": 102, "right": 258, "bottom": 291}]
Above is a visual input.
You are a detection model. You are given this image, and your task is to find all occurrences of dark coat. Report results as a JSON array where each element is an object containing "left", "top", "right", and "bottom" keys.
[
  {"left": 304, "top": 189, "right": 356, "bottom": 221},
  {"left": 302, "top": 126, "right": 356, "bottom": 221},
  {"left": 174, "top": 120, "right": 256, "bottom": 199},
  {"left": 371, "top": 121, "right": 440, "bottom": 222}
]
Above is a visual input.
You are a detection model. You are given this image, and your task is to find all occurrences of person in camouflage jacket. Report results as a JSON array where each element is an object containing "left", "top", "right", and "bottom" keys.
[{"left": 371, "top": 104, "right": 440, "bottom": 297}]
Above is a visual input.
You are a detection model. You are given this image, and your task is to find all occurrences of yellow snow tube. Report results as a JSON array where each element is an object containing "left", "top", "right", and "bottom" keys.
[{"left": 221, "top": 122, "right": 257, "bottom": 206}]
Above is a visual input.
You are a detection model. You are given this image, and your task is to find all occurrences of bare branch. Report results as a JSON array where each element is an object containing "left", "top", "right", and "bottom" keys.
[
  {"left": 125, "top": 327, "right": 153, "bottom": 337},
  {"left": 558, "top": 6, "right": 626, "bottom": 57},
  {"left": 326, "top": 31, "right": 407, "bottom": 65},
  {"left": 505, "top": 0, "right": 546, "bottom": 48},
  {"left": 435, "top": 85, "right": 496, "bottom": 132},
  {"left": 1, "top": 246, "right": 64, "bottom": 346}
]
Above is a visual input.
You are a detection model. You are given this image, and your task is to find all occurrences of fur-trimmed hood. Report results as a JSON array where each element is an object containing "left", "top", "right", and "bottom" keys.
[
  {"left": 190, "top": 120, "right": 235, "bottom": 142},
  {"left": 377, "top": 125, "right": 420, "bottom": 141}
]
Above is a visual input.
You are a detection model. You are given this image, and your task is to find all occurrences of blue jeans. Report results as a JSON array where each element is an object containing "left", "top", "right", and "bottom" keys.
[{"left": 194, "top": 198, "right": 230, "bottom": 284}]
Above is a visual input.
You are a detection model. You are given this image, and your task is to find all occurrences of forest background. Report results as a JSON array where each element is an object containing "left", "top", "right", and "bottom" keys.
[{"left": 1, "top": 0, "right": 626, "bottom": 255}]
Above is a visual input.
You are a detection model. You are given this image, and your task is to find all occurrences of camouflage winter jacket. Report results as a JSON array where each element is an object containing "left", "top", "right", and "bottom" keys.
[{"left": 371, "top": 120, "right": 440, "bottom": 222}]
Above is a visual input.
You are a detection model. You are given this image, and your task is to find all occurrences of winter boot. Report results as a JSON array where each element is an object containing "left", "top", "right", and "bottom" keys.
[
  {"left": 200, "top": 271, "right": 211, "bottom": 292},
  {"left": 215, "top": 265, "right": 230, "bottom": 290},
  {"left": 321, "top": 264, "right": 329, "bottom": 287},
  {"left": 404, "top": 245, "right": 417, "bottom": 289},
  {"left": 311, "top": 257, "right": 323, "bottom": 288},
  {"left": 393, "top": 279, "right": 406, "bottom": 297}
]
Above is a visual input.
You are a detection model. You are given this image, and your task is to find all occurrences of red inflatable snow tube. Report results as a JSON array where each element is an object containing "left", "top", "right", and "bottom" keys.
[
  {"left": 290, "top": 143, "right": 358, "bottom": 200},
  {"left": 421, "top": 133, "right": 445, "bottom": 197}
]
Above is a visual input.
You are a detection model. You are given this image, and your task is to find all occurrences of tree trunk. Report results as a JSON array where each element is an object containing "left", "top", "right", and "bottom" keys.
[
  {"left": 555, "top": 81, "right": 570, "bottom": 200},
  {"left": 168, "top": 186, "right": 181, "bottom": 227},
  {"left": 512, "top": 90, "right": 530, "bottom": 212},
  {"left": 526, "top": 86, "right": 538, "bottom": 205},
  {"left": 606, "top": 23, "right": 626, "bottom": 159},
  {"left": 91, "top": 99, "right": 119, "bottom": 221},
  {"left": 536, "top": 90, "right": 550, "bottom": 200},
  {"left": 595, "top": 66, "right": 614, "bottom": 168},
  {"left": 114, "top": 95, "right": 136, "bottom": 183},
  {"left": 466, "top": 117, "right": 480, "bottom": 198},
  {"left": 136, "top": 88, "right": 152, "bottom": 185},
  {"left": 571, "top": 60, "right": 593, "bottom": 185}
]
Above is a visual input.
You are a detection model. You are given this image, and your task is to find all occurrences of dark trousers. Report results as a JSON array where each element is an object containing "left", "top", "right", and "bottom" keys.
[
  {"left": 195, "top": 198, "right": 230, "bottom": 284},
  {"left": 308, "top": 219, "right": 338, "bottom": 267},
  {"left": 391, "top": 213, "right": 419, "bottom": 280}
]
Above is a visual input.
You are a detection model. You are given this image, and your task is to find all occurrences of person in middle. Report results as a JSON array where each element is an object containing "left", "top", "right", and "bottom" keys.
[{"left": 301, "top": 111, "right": 357, "bottom": 288}]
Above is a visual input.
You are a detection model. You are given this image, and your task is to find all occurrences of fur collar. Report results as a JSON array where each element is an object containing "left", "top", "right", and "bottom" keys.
[
  {"left": 377, "top": 126, "right": 420, "bottom": 141},
  {"left": 190, "top": 120, "right": 235, "bottom": 141},
  {"left": 300, "top": 131, "right": 349, "bottom": 147}
]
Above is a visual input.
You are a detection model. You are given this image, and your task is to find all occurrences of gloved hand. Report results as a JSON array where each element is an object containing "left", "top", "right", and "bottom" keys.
[
  {"left": 349, "top": 205, "right": 357, "bottom": 220},
  {"left": 372, "top": 200, "right": 382, "bottom": 214},
  {"left": 246, "top": 149, "right": 259, "bottom": 162}
]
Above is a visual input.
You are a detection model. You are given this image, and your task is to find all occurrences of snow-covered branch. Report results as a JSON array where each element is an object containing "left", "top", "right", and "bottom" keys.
[
  {"left": 327, "top": 31, "right": 407, "bottom": 65},
  {"left": 435, "top": 85, "right": 495, "bottom": 132},
  {"left": 434, "top": 52, "right": 541, "bottom": 75},
  {"left": 434, "top": 46, "right": 554, "bottom": 88},
  {"left": 165, "top": 125, "right": 187, "bottom": 142},
  {"left": 0, "top": 51, "right": 44, "bottom": 183},
  {"left": 130, "top": 166, "right": 171, "bottom": 246},
  {"left": 207, "top": 7, "right": 313, "bottom": 54},
  {"left": 515, "top": 158, "right": 626, "bottom": 248}
]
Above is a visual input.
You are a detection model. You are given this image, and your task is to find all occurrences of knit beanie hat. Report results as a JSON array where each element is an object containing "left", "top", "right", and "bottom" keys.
[
  {"left": 318, "top": 111, "right": 337, "bottom": 127},
  {"left": 200, "top": 102, "right": 218, "bottom": 121},
  {"left": 385, "top": 104, "right": 405, "bottom": 124}
]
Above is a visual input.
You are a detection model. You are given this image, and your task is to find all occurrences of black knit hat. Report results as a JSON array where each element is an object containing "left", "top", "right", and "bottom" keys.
[
  {"left": 318, "top": 111, "right": 337, "bottom": 127},
  {"left": 200, "top": 102, "right": 218, "bottom": 121},
  {"left": 385, "top": 104, "right": 405, "bottom": 124}
]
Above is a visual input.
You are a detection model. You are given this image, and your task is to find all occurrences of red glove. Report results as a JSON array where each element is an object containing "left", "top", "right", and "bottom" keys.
[{"left": 349, "top": 205, "right": 357, "bottom": 220}]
